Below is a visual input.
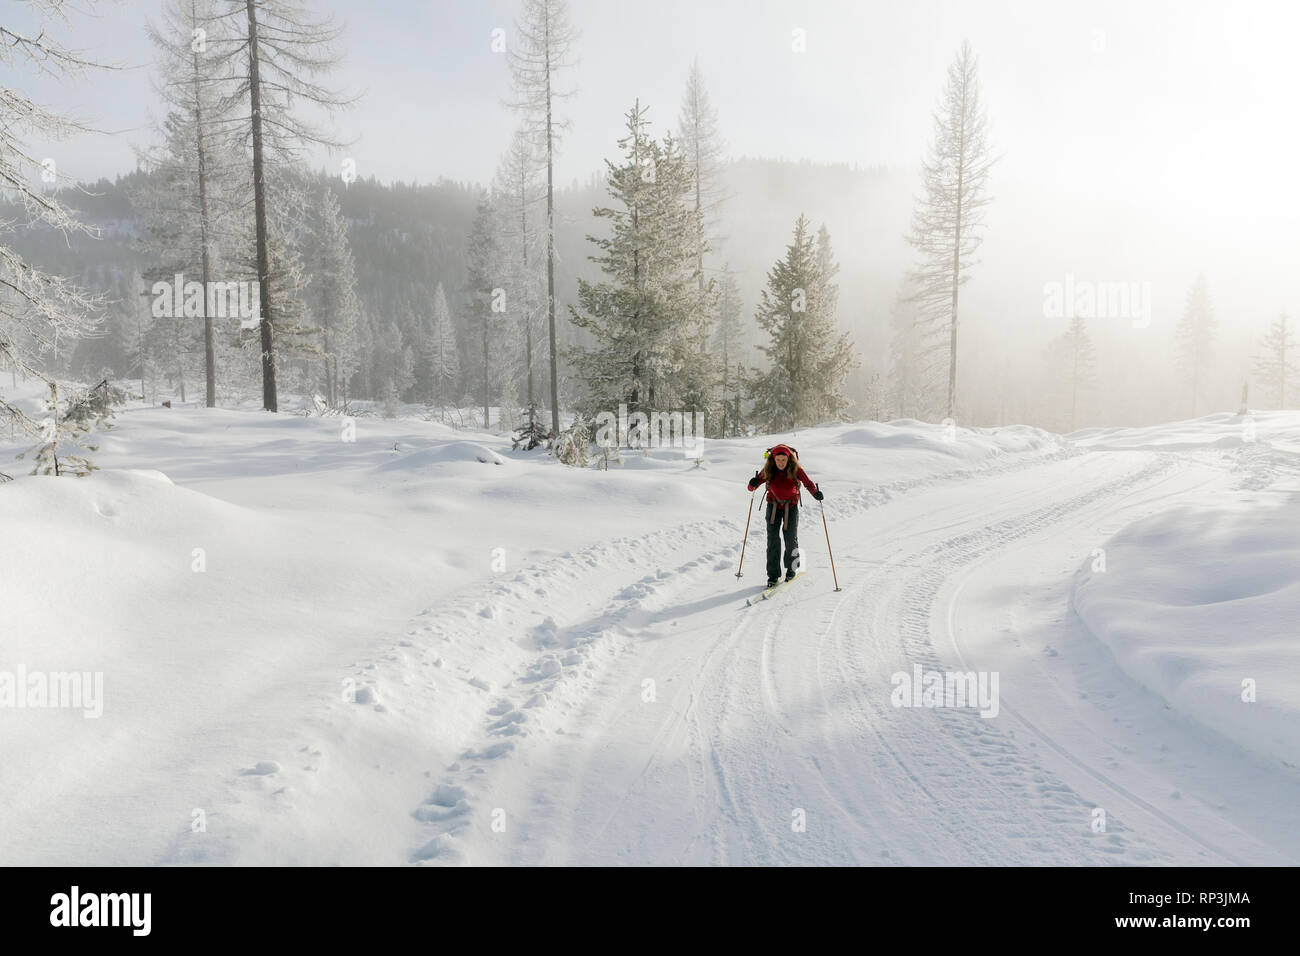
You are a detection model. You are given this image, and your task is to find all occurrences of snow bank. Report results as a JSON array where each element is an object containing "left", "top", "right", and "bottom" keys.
[
  {"left": 1071, "top": 409, "right": 1300, "bottom": 457},
  {"left": 0, "top": 467, "right": 434, "bottom": 864},
  {"left": 1072, "top": 488, "right": 1300, "bottom": 768},
  {"left": 377, "top": 441, "right": 507, "bottom": 470}
]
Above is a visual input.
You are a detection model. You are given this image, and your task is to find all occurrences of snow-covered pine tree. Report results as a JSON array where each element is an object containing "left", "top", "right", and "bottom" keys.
[
  {"left": 904, "top": 40, "right": 995, "bottom": 420},
  {"left": 887, "top": 278, "right": 932, "bottom": 420},
  {"left": 256, "top": 172, "right": 316, "bottom": 398},
  {"left": 398, "top": 344, "right": 417, "bottom": 407},
  {"left": 463, "top": 193, "right": 506, "bottom": 430},
  {"left": 303, "top": 185, "right": 361, "bottom": 408},
  {"left": 713, "top": 264, "right": 746, "bottom": 437},
  {"left": 373, "top": 321, "right": 413, "bottom": 414},
  {"left": 813, "top": 224, "right": 839, "bottom": 320},
  {"left": 382, "top": 379, "right": 399, "bottom": 419},
  {"left": 429, "top": 283, "right": 460, "bottom": 414},
  {"left": 343, "top": 301, "right": 376, "bottom": 402},
  {"left": 0, "top": 3, "right": 105, "bottom": 440},
  {"left": 750, "top": 215, "right": 856, "bottom": 431},
  {"left": 553, "top": 412, "right": 591, "bottom": 467},
  {"left": 568, "top": 101, "right": 716, "bottom": 438},
  {"left": 21, "top": 379, "right": 119, "bottom": 477},
  {"left": 410, "top": 304, "right": 435, "bottom": 407},
  {"left": 1044, "top": 314, "right": 1096, "bottom": 432},
  {"left": 1174, "top": 273, "right": 1217, "bottom": 416},
  {"left": 68, "top": 270, "right": 134, "bottom": 386},
  {"left": 1252, "top": 314, "right": 1294, "bottom": 410}
]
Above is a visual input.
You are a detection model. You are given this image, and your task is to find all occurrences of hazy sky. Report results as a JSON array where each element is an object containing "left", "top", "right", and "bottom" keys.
[
  {"left": 8, "top": 0, "right": 1300, "bottom": 349},
  {"left": 10, "top": 0, "right": 1300, "bottom": 207}
]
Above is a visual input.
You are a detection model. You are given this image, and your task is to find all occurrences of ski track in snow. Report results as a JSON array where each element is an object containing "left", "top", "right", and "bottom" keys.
[
  {"left": 366, "top": 441, "right": 1297, "bottom": 866},
  {"left": 146, "top": 428, "right": 1300, "bottom": 866}
]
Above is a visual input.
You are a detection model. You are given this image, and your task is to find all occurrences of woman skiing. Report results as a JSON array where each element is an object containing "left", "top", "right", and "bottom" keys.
[{"left": 746, "top": 444, "right": 823, "bottom": 588}]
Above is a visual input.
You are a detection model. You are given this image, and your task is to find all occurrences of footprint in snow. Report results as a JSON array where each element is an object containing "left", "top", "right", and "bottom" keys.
[
  {"left": 412, "top": 784, "right": 470, "bottom": 823},
  {"left": 488, "top": 711, "right": 527, "bottom": 734},
  {"left": 241, "top": 761, "right": 281, "bottom": 776},
  {"left": 464, "top": 741, "right": 515, "bottom": 760},
  {"left": 411, "top": 834, "right": 468, "bottom": 865}
]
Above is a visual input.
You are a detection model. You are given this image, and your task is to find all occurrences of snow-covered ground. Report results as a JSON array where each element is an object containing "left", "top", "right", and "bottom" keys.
[{"left": 3, "top": 380, "right": 1298, "bottom": 865}]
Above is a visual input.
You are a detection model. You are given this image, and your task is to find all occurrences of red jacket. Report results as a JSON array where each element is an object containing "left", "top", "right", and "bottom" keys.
[{"left": 748, "top": 466, "right": 818, "bottom": 504}]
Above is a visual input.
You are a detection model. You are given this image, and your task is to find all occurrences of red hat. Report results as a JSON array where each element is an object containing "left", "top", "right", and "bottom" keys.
[{"left": 769, "top": 444, "right": 793, "bottom": 458}]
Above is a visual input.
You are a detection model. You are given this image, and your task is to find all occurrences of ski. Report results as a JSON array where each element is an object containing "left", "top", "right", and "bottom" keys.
[
  {"left": 745, "top": 572, "right": 803, "bottom": 606},
  {"left": 764, "top": 572, "right": 803, "bottom": 599}
]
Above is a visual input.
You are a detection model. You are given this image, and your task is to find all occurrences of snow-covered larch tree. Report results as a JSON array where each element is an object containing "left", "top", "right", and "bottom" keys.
[
  {"left": 207, "top": 0, "right": 357, "bottom": 412},
  {"left": 492, "top": 126, "right": 546, "bottom": 438},
  {"left": 1251, "top": 314, "right": 1294, "bottom": 410},
  {"left": 0, "top": 2, "right": 108, "bottom": 450},
  {"left": 1174, "top": 273, "right": 1217, "bottom": 416},
  {"left": 138, "top": 0, "right": 246, "bottom": 407},
  {"left": 905, "top": 40, "right": 995, "bottom": 420},
  {"left": 508, "top": 0, "right": 579, "bottom": 437},
  {"left": 677, "top": 57, "right": 729, "bottom": 296}
]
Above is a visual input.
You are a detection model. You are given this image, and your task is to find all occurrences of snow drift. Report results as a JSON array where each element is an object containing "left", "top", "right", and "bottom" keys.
[{"left": 1072, "top": 488, "right": 1300, "bottom": 769}]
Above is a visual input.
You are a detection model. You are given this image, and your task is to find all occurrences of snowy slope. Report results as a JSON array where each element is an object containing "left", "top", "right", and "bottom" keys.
[
  {"left": 3, "top": 385, "right": 1299, "bottom": 865},
  {"left": 1070, "top": 414, "right": 1300, "bottom": 771}
]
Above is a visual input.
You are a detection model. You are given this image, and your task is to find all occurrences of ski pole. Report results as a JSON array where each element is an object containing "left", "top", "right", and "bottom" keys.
[
  {"left": 821, "top": 500, "right": 842, "bottom": 592},
  {"left": 735, "top": 487, "right": 756, "bottom": 578}
]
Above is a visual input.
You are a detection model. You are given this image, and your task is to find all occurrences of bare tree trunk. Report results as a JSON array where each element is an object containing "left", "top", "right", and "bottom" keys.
[
  {"left": 1070, "top": 337, "right": 1079, "bottom": 431},
  {"left": 175, "top": 315, "right": 186, "bottom": 403},
  {"left": 948, "top": 83, "right": 966, "bottom": 421},
  {"left": 139, "top": 314, "right": 147, "bottom": 403},
  {"left": 521, "top": 174, "right": 534, "bottom": 413},
  {"left": 544, "top": 6, "right": 559, "bottom": 436},
  {"left": 192, "top": 1, "right": 216, "bottom": 409},
  {"left": 246, "top": 0, "right": 277, "bottom": 412}
]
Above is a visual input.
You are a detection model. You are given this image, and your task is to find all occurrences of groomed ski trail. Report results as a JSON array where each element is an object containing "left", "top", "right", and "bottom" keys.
[{"left": 415, "top": 446, "right": 1300, "bottom": 866}]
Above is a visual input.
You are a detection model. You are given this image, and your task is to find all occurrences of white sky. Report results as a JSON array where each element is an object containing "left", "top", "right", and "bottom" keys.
[
  {"left": 9, "top": 0, "right": 1300, "bottom": 200},
  {"left": 6, "top": 0, "right": 1300, "bottom": 360}
]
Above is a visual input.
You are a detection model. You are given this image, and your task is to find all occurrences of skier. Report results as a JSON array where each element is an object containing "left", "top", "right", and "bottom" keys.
[{"left": 746, "top": 444, "right": 823, "bottom": 588}]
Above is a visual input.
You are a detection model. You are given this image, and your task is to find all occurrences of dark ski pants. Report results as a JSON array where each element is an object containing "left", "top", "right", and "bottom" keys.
[{"left": 766, "top": 500, "right": 800, "bottom": 580}]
